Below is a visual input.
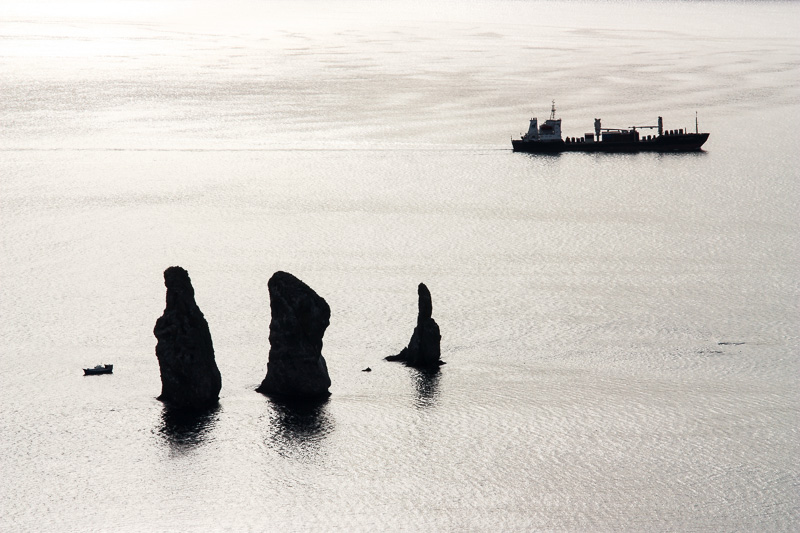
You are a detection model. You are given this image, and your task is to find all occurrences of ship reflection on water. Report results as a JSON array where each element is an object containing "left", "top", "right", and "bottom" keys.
[
  {"left": 159, "top": 403, "right": 220, "bottom": 449},
  {"left": 265, "top": 397, "right": 334, "bottom": 461}
]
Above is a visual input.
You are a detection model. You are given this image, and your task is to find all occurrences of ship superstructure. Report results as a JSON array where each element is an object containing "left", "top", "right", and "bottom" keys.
[{"left": 521, "top": 101, "right": 562, "bottom": 143}]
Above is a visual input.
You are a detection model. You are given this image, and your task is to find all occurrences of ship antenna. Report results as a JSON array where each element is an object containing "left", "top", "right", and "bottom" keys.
[
  {"left": 550, "top": 100, "right": 556, "bottom": 120},
  {"left": 695, "top": 111, "right": 698, "bottom": 134}
]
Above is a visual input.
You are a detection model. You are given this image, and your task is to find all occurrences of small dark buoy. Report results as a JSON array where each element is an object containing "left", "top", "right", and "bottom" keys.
[{"left": 362, "top": 367, "right": 372, "bottom": 372}]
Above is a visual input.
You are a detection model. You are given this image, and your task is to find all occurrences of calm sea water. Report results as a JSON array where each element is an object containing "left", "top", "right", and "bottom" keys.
[{"left": 1, "top": 1, "right": 799, "bottom": 531}]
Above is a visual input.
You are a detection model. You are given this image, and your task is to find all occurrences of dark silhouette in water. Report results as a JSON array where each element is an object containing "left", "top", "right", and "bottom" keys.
[
  {"left": 257, "top": 271, "right": 332, "bottom": 399},
  {"left": 159, "top": 402, "right": 220, "bottom": 448},
  {"left": 386, "top": 283, "right": 444, "bottom": 369},
  {"left": 153, "top": 266, "right": 222, "bottom": 410}
]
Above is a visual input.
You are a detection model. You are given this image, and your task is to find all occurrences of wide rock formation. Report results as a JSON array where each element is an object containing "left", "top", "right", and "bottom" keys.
[
  {"left": 153, "top": 266, "right": 222, "bottom": 410},
  {"left": 386, "top": 283, "right": 443, "bottom": 368},
  {"left": 257, "top": 271, "right": 332, "bottom": 399}
]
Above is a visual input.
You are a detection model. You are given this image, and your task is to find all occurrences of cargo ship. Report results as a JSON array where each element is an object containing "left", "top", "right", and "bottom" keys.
[{"left": 512, "top": 101, "right": 709, "bottom": 153}]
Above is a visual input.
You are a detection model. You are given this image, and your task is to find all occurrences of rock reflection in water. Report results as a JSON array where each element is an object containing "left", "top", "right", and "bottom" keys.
[
  {"left": 265, "top": 397, "right": 333, "bottom": 461},
  {"left": 412, "top": 368, "right": 441, "bottom": 409},
  {"left": 159, "top": 403, "right": 220, "bottom": 449}
]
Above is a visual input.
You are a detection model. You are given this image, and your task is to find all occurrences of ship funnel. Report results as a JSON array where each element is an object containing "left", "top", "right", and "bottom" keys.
[{"left": 527, "top": 118, "right": 539, "bottom": 140}]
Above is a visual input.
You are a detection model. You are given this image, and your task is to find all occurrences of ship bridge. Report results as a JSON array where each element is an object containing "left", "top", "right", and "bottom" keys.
[{"left": 521, "top": 100, "right": 562, "bottom": 142}]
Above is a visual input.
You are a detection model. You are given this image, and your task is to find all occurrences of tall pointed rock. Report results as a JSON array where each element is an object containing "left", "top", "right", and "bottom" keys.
[{"left": 153, "top": 266, "right": 221, "bottom": 409}]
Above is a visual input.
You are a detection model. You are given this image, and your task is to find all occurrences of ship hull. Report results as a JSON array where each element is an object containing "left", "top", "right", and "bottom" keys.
[{"left": 512, "top": 133, "right": 709, "bottom": 153}]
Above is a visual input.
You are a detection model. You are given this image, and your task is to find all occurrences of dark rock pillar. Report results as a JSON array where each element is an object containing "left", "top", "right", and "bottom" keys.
[
  {"left": 153, "top": 266, "right": 222, "bottom": 409},
  {"left": 257, "top": 271, "right": 332, "bottom": 399},
  {"left": 386, "top": 283, "right": 443, "bottom": 368}
]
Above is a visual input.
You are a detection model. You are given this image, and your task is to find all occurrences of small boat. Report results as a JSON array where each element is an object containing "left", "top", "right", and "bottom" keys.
[
  {"left": 512, "top": 101, "right": 709, "bottom": 153},
  {"left": 83, "top": 364, "right": 113, "bottom": 375}
]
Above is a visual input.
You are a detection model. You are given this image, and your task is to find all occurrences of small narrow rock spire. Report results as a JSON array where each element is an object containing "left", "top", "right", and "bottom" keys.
[{"left": 386, "top": 283, "right": 443, "bottom": 368}]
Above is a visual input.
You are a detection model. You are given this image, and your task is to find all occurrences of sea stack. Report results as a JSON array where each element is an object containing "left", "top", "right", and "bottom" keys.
[
  {"left": 257, "top": 271, "right": 332, "bottom": 399},
  {"left": 153, "top": 266, "right": 222, "bottom": 410},
  {"left": 386, "top": 283, "right": 443, "bottom": 368}
]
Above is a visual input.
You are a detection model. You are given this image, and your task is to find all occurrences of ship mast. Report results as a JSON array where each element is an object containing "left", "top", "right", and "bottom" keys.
[{"left": 550, "top": 100, "right": 556, "bottom": 120}]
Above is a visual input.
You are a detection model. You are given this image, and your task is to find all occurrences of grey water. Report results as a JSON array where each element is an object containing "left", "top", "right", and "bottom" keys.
[{"left": 1, "top": 0, "right": 799, "bottom": 531}]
